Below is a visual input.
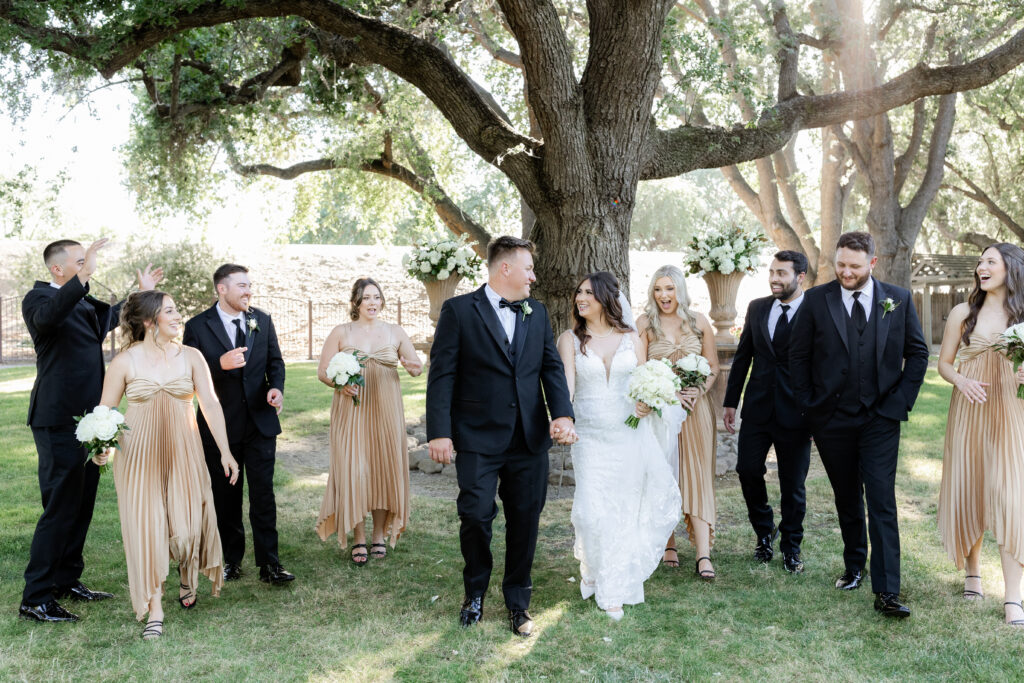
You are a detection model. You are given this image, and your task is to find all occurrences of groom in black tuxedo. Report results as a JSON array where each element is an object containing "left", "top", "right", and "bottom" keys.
[
  {"left": 20, "top": 238, "right": 161, "bottom": 622},
  {"left": 183, "top": 263, "right": 294, "bottom": 586},
  {"left": 724, "top": 250, "right": 812, "bottom": 574},
  {"left": 427, "top": 235, "right": 575, "bottom": 637},
  {"left": 790, "top": 231, "right": 928, "bottom": 617}
]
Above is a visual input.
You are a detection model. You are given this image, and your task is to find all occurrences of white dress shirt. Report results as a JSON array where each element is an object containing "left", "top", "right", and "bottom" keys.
[
  {"left": 841, "top": 279, "right": 874, "bottom": 322},
  {"left": 216, "top": 302, "right": 246, "bottom": 346},
  {"left": 484, "top": 284, "right": 516, "bottom": 344},
  {"left": 768, "top": 292, "right": 804, "bottom": 340}
]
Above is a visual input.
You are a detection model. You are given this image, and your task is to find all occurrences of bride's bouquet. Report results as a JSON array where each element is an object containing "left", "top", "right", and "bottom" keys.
[
  {"left": 671, "top": 353, "right": 713, "bottom": 413},
  {"left": 75, "top": 406, "right": 128, "bottom": 474},
  {"left": 992, "top": 322, "right": 1024, "bottom": 399},
  {"left": 624, "top": 359, "right": 682, "bottom": 429},
  {"left": 326, "top": 351, "right": 367, "bottom": 405}
]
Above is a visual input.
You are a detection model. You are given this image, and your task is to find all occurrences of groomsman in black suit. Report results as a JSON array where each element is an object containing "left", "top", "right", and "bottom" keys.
[
  {"left": 724, "top": 250, "right": 812, "bottom": 574},
  {"left": 790, "top": 232, "right": 928, "bottom": 617},
  {"left": 183, "top": 264, "right": 294, "bottom": 586},
  {"left": 20, "top": 238, "right": 161, "bottom": 622}
]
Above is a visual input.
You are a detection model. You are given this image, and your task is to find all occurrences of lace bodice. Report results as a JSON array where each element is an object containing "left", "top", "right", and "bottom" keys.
[{"left": 572, "top": 334, "right": 637, "bottom": 423}]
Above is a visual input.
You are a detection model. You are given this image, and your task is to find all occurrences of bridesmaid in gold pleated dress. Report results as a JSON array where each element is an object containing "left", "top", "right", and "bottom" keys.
[
  {"left": 96, "top": 291, "right": 239, "bottom": 640},
  {"left": 938, "top": 243, "right": 1024, "bottom": 628},
  {"left": 636, "top": 265, "right": 719, "bottom": 580},
  {"left": 315, "top": 278, "right": 423, "bottom": 565}
]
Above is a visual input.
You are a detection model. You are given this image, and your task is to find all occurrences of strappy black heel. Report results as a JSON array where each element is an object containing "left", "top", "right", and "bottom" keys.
[
  {"left": 178, "top": 583, "right": 197, "bottom": 609},
  {"left": 141, "top": 619, "right": 163, "bottom": 640},
  {"left": 662, "top": 547, "right": 679, "bottom": 568},
  {"left": 695, "top": 556, "right": 716, "bottom": 581},
  {"left": 963, "top": 574, "right": 984, "bottom": 601},
  {"left": 370, "top": 542, "right": 387, "bottom": 559},
  {"left": 351, "top": 543, "right": 369, "bottom": 566},
  {"left": 1004, "top": 601, "right": 1024, "bottom": 627}
]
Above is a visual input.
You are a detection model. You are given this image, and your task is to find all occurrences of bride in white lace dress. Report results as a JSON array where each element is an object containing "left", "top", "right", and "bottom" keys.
[{"left": 556, "top": 272, "right": 682, "bottom": 620}]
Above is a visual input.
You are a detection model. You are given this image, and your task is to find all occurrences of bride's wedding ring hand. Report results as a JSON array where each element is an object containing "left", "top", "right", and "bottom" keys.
[
  {"left": 550, "top": 417, "right": 578, "bottom": 444},
  {"left": 955, "top": 376, "right": 989, "bottom": 404},
  {"left": 429, "top": 437, "right": 454, "bottom": 464},
  {"left": 219, "top": 348, "right": 248, "bottom": 370},
  {"left": 634, "top": 402, "right": 652, "bottom": 418}
]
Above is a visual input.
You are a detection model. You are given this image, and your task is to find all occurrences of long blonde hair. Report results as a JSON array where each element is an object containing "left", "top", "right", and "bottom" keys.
[{"left": 643, "top": 265, "right": 702, "bottom": 343}]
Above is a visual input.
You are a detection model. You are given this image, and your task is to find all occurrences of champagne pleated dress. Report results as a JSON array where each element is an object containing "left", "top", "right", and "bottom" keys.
[
  {"left": 315, "top": 343, "right": 410, "bottom": 549},
  {"left": 647, "top": 331, "right": 717, "bottom": 547},
  {"left": 114, "top": 355, "right": 224, "bottom": 620},
  {"left": 938, "top": 332, "right": 1024, "bottom": 569}
]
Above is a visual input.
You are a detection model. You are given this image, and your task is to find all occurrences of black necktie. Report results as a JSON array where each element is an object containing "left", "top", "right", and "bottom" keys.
[
  {"left": 851, "top": 292, "right": 867, "bottom": 333},
  {"left": 232, "top": 318, "right": 246, "bottom": 348},
  {"left": 499, "top": 298, "right": 522, "bottom": 313},
  {"left": 773, "top": 304, "right": 791, "bottom": 353}
]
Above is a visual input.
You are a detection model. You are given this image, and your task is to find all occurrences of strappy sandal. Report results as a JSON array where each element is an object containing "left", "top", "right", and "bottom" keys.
[
  {"left": 695, "top": 556, "right": 716, "bottom": 582},
  {"left": 1004, "top": 601, "right": 1024, "bottom": 627},
  {"left": 351, "top": 543, "right": 369, "bottom": 566},
  {"left": 662, "top": 547, "right": 679, "bottom": 568},
  {"left": 963, "top": 574, "right": 984, "bottom": 601},
  {"left": 178, "top": 583, "right": 197, "bottom": 609},
  {"left": 141, "top": 620, "right": 163, "bottom": 640},
  {"left": 370, "top": 543, "right": 387, "bottom": 559}
]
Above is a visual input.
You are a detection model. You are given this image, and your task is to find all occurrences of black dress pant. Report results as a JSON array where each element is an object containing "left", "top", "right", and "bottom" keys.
[
  {"left": 454, "top": 442, "right": 548, "bottom": 611},
  {"left": 204, "top": 417, "right": 279, "bottom": 567},
  {"left": 735, "top": 421, "right": 811, "bottom": 554},
  {"left": 23, "top": 425, "right": 101, "bottom": 605},
  {"left": 813, "top": 411, "right": 902, "bottom": 594}
]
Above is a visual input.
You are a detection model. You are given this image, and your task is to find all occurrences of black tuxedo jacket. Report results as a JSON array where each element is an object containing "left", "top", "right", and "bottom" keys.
[
  {"left": 789, "top": 278, "right": 929, "bottom": 431},
  {"left": 426, "top": 286, "right": 574, "bottom": 454},
  {"left": 23, "top": 276, "right": 122, "bottom": 427},
  {"left": 723, "top": 295, "right": 805, "bottom": 430},
  {"left": 183, "top": 304, "right": 285, "bottom": 442}
]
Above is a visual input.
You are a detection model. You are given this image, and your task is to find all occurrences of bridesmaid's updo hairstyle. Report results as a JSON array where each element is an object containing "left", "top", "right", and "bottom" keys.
[
  {"left": 120, "top": 290, "right": 170, "bottom": 349},
  {"left": 962, "top": 243, "right": 1024, "bottom": 346},
  {"left": 572, "top": 271, "right": 632, "bottom": 355},
  {"left": 349, "top": 278, "right": 385, "bottom": 321}
]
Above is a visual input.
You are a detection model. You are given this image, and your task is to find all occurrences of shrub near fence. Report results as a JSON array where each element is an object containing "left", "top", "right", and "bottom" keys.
[{"left": 0, "top": 294, "right": 437, "bottom": 364}]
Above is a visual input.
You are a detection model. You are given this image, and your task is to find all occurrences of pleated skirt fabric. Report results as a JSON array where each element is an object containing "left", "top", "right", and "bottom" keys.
[
  {"left": 939, "top": 337, "right": 1024, "bottom": 569},
  {"left": 315, "top": 348, "right": 410, "bottom": 548},
  {"left": 114, "top": 376, "right": 223, "bottom": 620}
]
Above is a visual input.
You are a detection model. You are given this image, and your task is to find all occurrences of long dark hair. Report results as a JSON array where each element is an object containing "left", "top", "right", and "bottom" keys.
[
  {"left": 572, "top": 271, "right": 633, "bottom": 354},
  {"left": 119, "top": 290, "right": 171, "bottom": 349},
  {"left": 961, "top": 243, "right": 1024, "bottom": 346}
]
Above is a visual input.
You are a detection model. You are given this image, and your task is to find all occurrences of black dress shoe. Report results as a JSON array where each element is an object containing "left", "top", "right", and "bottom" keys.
[
  {"left": 508, "top": 609, "right": 534, "bottom": 637},
  {"left": 223, "top": 562, "right": 243, "bottom": 581},
  {"left": 835, "top": 569, "right": 863, "bottom": 590},
  {"left": 58, "top": 581, "right": 113, "bottom": 602},
  {"left": 753, "top": 526, "right": 779, "bottom": 563},
  {"left": 259, "top": 564, "right": 296, "bottom": 585},
  {"left": 783, "top": 552, "right": 804, "bottom": 574},
  {"left": 19, "top": 600, "right": 79, "bottom": 622},
  {"left": 459, "top": 596, "right": 483, "bottom": 627},
  {"left": 874, "top": 592, "right": 911, "bottom": 618}
]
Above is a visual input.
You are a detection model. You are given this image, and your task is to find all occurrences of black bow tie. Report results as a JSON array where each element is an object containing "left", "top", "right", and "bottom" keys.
[{"left": 499, "top": 298, "right": 522, "bottom": 312}]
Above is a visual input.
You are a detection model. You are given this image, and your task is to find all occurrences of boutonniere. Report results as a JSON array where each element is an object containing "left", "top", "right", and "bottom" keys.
[
  {"left": 246, "top": 315, "right": 259, "bottom": 333},
  {"left": 520, "top": 301, "right": 532, "bottom": 321},
  {"left": 880, "top": 297, "right": 900, "bottom": 318}
]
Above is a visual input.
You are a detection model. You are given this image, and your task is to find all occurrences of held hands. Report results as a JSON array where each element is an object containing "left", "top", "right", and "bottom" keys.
[
  {"left": 429, "top": 437, "right": 454, "bottom": 464},
  {"left": 955, "top": 375, "right": 990, "bottom": 404},
  {"left": 723, "top": 407, "right": 737, "bottom": 434},
  {"left": 267, "top": 388, "right": 283, "bottom": 415},
  {"left": 550, "top": 416, "right": 578, "bottom": 445},
  {"left": 220, "top": 347, "right": 247, "bottom": 370},
  {"left": 222, "top": 454, "right": 240, "bottom": 485},
  {"left": 136, "top": 263, "right": 165, "bottom": 291}
]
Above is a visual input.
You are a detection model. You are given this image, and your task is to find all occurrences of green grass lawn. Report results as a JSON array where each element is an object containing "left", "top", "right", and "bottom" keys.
[{"left": 1, "top": 364, "right": 1023, "bottom": 681}]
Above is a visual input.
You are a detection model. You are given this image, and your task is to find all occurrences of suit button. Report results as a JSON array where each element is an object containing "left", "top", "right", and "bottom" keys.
[
  {"left": 835, "top": 393, "right": 840, "bottom": 398},
  {"left": 510, "top": 403, "right": 517, "bottom": 408}
]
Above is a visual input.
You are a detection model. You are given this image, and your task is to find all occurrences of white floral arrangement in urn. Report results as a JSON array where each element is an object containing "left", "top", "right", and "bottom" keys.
[
  {"left": 685, "top": 225, "right": 768, "bottom": 276},
  {"left": 403, "top": 234, "right": 483, "bottom": 284}
]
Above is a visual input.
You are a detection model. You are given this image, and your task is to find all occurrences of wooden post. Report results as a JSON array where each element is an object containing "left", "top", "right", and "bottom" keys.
[
  {"left": 397, "top": 298, "right": 402, "bottom": 327},
  {"left": 0, "top": 297, "right": 5, "bottom": 364},
  {"left": 308, "top": 299, "right": 314, "bottom": 360},
  {"left": 922, "top": 285, "right": 933, "bottom": 350}
]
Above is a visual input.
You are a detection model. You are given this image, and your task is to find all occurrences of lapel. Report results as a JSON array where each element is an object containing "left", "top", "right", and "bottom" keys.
[
  {"left": 512, "top": 299, "right": 530, "bottom": 363},
  {"left": 472, "top": 287, "right": 513, "bottom": 365},
  {"left": 242, "top": 311, "right": 256, "bottom": 363},
  {"left": 873, "top": 278, "right": 892, "bottom": 374},
  {"left": 825, "top": 280, "right": 850, "bottom": 353},
  {"left": 204, "top": 305, "right": 235, "bottom": 354},
  {"left": 758, "top": 298, "right": 775, "bottom": 358}
]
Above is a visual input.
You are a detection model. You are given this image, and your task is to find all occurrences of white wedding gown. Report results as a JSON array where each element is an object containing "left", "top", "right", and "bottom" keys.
[{"left": 570, "top": 333, "right": 682, "bottom": 610}]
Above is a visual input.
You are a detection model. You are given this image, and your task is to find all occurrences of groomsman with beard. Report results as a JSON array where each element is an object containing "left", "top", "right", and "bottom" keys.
[
  {"left": 183, "top": 264, "right": 295, "bottom": 586},
  {"left": 790, "top": 232, "right": 928, "bottom": 617},
  {"left": 723, "top": 250, "right": 812, "bottom": 574},
  {"left": 20, "top": 238, "right": 162, "bottom": 622}
]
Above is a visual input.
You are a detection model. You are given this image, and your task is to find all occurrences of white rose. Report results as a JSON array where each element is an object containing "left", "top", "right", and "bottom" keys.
[
  {"left": 737, "top": 256, "right": 750, "bottom": 271},
  {"left": 93, "top": 417, "right": 119, "bottom": 442},
  {"left": 428, "top": 252, "right": 440, "bottom": 265},
  {"left": 679, "top": 354, "right": 699, "bottom": 372},
  {"left": 697, "top": 357, "right": 712, "bottom": 375},
  {"left": 75, "top": 420, "right": 96, "bottom": 443},
  {"left": 700, "top": 258, "right": 713, "bottom": 272},
  {"left": 437, "top": 269, "right": 451, "bottom": 280},
  {"left": 719, "top": 261, "right": 736, "bottom": 275},
  {"left": 419, "top": 262, "right": 432, "bottom": 274},
  {"left": 92, "top": 405, "right": 111, "bottom": 417},
  {"left": 446, "top": 257, "right": 456, "bottom": 270},
  {"left": 733, "top": 238, "right": 745, "bottom": 251}
]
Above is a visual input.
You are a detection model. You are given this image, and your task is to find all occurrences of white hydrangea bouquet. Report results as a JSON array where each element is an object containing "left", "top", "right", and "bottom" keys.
[
  {"left": 992, "top": 322, "right": 1024, "bottom": 399},
  {"left": 685, "top": 225, "right": 768, "bottom": 276},
  {"left": 624, "top": 359, "right": 682, "bottom": 429},
  {"left": 403, "top": 234, "right": 483, "bottom": 283},
  {"left": 326, "top": 350, "right": 367, "bottom": 405},
  {"left": 75, "top": 405, "right": 128, "bottom": 474},
  {"left": 671, "top": 353, "right": 713, "bottom": 413}
]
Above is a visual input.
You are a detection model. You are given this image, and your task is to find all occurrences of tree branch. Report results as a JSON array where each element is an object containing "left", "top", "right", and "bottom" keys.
[
  {"left": 903, "top": 92, "right": 957, "bottom": 229},
  {"left": 944, "top": 162, "right": 1024, "bottom": 240}
]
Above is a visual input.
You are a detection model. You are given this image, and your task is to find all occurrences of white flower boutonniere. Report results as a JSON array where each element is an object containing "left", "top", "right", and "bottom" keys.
[
  {"left": 246, "top": 315, "right": 259, "bottom": 333},
  {"left": 880, "top": 297, "right": 900, "bottom": 319},
  {"left": 520, "top": 301, "right": 532, "bottom": 321}
]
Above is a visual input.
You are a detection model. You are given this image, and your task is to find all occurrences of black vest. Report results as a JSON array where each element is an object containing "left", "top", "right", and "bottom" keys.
[{"left": 838, "top": 302, "right": 880, "bottom": 414}]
